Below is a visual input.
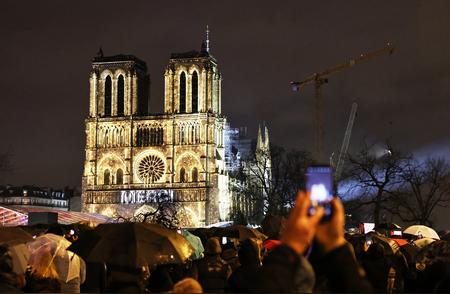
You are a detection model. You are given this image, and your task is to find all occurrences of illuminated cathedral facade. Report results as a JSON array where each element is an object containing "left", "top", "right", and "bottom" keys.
[{"left": 81, "top": 35, "right": 230, "bottom": 226}]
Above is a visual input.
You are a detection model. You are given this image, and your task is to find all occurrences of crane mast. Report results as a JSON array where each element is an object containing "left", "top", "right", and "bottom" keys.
[{"left": 291, "top": 43, "right": 394, "bottom": 162}]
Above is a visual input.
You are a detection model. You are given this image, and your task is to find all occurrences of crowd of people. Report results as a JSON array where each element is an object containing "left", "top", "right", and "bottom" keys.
[{"left": 0, "top": 191, "right": 449, "bottom": 293}]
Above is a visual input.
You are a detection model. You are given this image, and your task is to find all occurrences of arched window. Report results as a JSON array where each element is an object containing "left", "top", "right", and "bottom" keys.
[
  {"left": 104, "top": 76, "right": 112, "bottom": 116},
  {"left": 116, "top": 169, "right": 123, "bottom": 185},
  {"left": 192, "top": 71, "right": 198, "bottom": 113},
  {"left": 179, "top": 72, "right": 186, "bottom": 113},
  {"left": 117, "top": 75, "right": 124, "bottom": 116},
  {"left": 180, "top": 167, "right": 186, "bottom": 183},
  {"left": 192, "top": 167, "right": 198, "bottom": 182},
  {"left": 104, "top": 169, "right": 110, "bottom": 185}
]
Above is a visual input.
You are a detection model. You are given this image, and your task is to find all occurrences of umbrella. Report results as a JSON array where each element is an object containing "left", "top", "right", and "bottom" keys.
[
  {"left": 68, "top": 223, "right": 194, "bottom": 268},
  {"left": 404, "top": 225, "right": 440, "bottom": 240},
  {"left": 367, "top": 232, "right": 399, "bottom": 255},
  {"left": 182, "top": 230, "right": 204, "bottom": 260},
  {"left": 28, "top": 233, "right": 82, "bottom": 283},
  {"left": 65, "top": 229, "right": 101, "bottom": 260},
  {"left": 0, "top": 226, "right": 34, "bottom": 246},
  {"left": 227, "top": 225, "right": 268, "bottom": 241},
  {"left": 8, "top": 243, "right": 30, "bottom": 274},
  {"left": 413, "top": 237, "right": 436, "bottom": 249},
  {"left": 415, "top": 240, "right": 450, "bottom": 270}
]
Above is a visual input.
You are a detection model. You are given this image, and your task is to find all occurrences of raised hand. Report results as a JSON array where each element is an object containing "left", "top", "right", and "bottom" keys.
[
  {"left": 315, "top": 198, "right": 346, "bottom": 253},
  {"left": 281, "top": 191, "right": 324, "bottom": 255}
]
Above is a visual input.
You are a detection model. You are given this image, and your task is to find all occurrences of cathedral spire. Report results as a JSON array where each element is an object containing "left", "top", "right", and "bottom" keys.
[
  {"left": 206, "top": 25, "right": 210, "bottom": 53},
  {"left": 97, "top": 46, "right": 104, "bottom": 58},
  {"left": 264, "top": 125, "right": 270, "bottom": 149},
  {"left": 256, "top": 124, "right": 263, "bottom": 151}
]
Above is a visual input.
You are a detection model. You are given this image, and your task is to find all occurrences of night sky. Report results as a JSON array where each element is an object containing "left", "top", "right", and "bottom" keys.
[{"left": 1, "top": 1, "right": 450, "bottom": 189}]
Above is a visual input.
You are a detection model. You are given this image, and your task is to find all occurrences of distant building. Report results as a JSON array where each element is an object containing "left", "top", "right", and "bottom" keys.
[
  {"left": 0, "top": 185, "right": 69, "bottom": 210},
  {"left": 224, "top": 123, "right": 253, "bottom": 174},
  {"left": 227, "top": 124, "right": 272, "bottom": 223}
]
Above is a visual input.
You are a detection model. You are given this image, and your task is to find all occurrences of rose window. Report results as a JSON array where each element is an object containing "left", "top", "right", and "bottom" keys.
[{"left": 138, "top": 155, "right": 165, "bottom": 183}]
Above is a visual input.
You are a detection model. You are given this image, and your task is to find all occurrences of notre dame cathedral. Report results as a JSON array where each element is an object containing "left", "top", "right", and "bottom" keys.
[{"left": 81, "top": 31, "right": 234, "bottom": 226}]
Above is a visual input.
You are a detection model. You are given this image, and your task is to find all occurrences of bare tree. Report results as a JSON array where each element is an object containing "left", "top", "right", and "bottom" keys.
[
  {"left": 344, "top": 141, "right": 410, "bottom": 225},
  {"left": 389, "top": 157, "right": 450, "bottom": 226},
  {"left": 231, "top": 145, "right": 313, "bottom": 222},
  {"left": 116, "top": 193, "right": 185, "bottom": 229}
]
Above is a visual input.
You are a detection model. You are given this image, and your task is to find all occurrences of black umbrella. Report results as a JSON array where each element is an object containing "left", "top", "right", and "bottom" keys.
[
  {"left": 68, "top": 223, "right": 194, "bottom": 268},
  {"left": 415, "top": 240, "right": 450, "bottom": 269},
  {"left": 67, "top": 229, "right": 101, "bottom": 260}
]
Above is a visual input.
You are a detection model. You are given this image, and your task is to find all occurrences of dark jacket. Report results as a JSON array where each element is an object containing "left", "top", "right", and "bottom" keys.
[
  {"left": 255, "top": 243, "right": 373, "bottom": 293},
  {"left": 81, "top": 262, "right": 107, "bottom": 293},
  {"left": 228, "top": 239, "right": 261, "bottom": 292},
  {"left": 313, "top": 243, "right": 374, "bottom": 293},
  {"left": 197, "top": 254, "right": 231, "bottom": 292},
  {"left": 361, "top": 243, "right": 391, "bottom": 292}
]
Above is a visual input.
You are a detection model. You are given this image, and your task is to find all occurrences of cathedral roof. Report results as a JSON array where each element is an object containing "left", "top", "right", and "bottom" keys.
[
  {"left": 170, "top": 50, "right": 215, "bottom": 61},
  {"left": 92, "top": 54, "right": 147, "bottom": 69}
]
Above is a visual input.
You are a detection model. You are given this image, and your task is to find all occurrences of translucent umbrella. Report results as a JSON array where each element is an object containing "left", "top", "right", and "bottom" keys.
[
  {"left": 8, "top": 243, "right": 30, "bottom": 274},
  {"left": 27, "top": 233, "right": 82, "bottom": 283},
  {"left": 413, "top": 237, "right": 436, "bottom": 248},
  {"left": 404, "top": 225, "right": 440, "bottom": 240}
]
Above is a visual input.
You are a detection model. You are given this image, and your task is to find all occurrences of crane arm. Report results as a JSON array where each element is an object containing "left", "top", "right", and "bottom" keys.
[
  {"left": 335, "top": 102, "right": 358, "bottom": 180},
  {"left": 291, "top": 43, "right": 394, "bottom": 89}
]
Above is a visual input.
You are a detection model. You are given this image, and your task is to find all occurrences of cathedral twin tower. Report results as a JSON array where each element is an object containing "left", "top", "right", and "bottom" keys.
[{"left": 82, "top": 34, "right": 229, "bottom": 226}]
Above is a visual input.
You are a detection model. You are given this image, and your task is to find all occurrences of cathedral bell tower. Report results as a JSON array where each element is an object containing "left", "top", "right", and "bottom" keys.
[
  {"left": 89, "top": 52, "right": 150, "bottom": 118},
  {"left": 164, "top": 27, "right": 222, "bottom": 115}
]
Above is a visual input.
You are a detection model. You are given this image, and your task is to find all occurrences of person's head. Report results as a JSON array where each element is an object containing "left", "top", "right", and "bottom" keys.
[
  {"left": 238, "top": 238, "right": 261, "bottom": 266},
  {"left": 261, "top": 215, "right": 285, "bottom": 240},
  {"left": 170, "top": 277, "right": 203, "bottom": 293},
  {"left": 28, "top": 248, "right": 59, "bottom": 280},
  {"left": 204, "top": 237, "right": 221, "bottom": 255}
]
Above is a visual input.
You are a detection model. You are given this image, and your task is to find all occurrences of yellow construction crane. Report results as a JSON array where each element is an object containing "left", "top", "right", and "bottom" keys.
[{"left": 291, "top": 43, "right": 394, "bottom": 162}]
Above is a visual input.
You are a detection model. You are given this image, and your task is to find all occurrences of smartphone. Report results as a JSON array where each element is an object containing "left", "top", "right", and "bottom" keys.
[
  {"left": 305, "top": 165, "right": 334, "bottom": 221},
  {"left": 366, "top": 235, "right": 373, "bottom": 246}
]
